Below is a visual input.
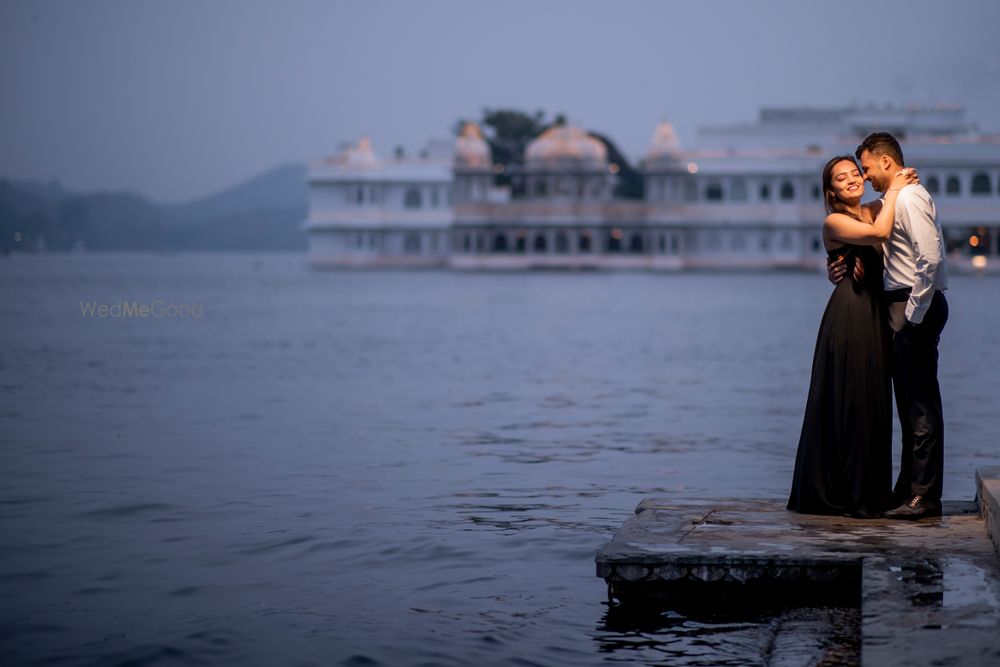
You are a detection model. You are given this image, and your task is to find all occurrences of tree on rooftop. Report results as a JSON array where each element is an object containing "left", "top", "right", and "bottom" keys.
[{"left": 452, "top": 108, "right": 641, "bottom": 198}]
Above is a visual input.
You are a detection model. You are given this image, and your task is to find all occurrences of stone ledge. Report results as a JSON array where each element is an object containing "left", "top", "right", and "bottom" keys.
[
  {"left": 976, "top": 466, "right": 1000, "bottom": 556},
  {"left": 596, "top": 469, "right": 1000, "bottom": 667}
]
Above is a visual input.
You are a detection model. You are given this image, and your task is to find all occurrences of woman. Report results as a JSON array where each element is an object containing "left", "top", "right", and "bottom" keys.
[{"left": 787, "top": 156, "right": 918, "bottom": 518}]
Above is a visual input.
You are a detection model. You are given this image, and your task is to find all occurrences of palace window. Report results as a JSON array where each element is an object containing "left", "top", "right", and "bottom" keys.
[
  {"left": 431, "top": 188, "right": 440, "bottom": 207},
  {"left": 404, "top": 188, "right": 422, "bottom": 208},
  {"left": 403, "top": 233, "right": 421, "bottom": 254},
  {"left": 629, "top": 233, "right": 644, "bottom": 254},
  {"left": 780, "top": 181, "right": 795, "bottom": 201},
  {"left": 971, "top": 173, "right": 992, "bottom": 195},
  {"left": 706, "top": 183, "right": 723, "bottom": 201},
  {"left": 945, "top": 175, "right": 961, "bottom": 196},
  {"left": 535, "top": 180, "right": 548, "bottom": 197},
  {"left": 759, "top": 183, "right": 771, "bottom": 201},
  {"left": 811, "top": 184, "right": 821, "bottom": 200},
  {"left": 356, "top": 187, "right": 364, "bottom": 205},
  {"left": 463, "top": 233, "right": 472, "bottom": 252},
  {"left": 579, "top": 232, "right": 593, "bottom": 253},
  {"left": 606, "top": 231, "right": 623, "bottom": 253},
  {"left": 926, "top": 176, "right": 940, "bottom": 194},
  {"left": 515, "top": 232, "right": 527, "bottom": 253},
  {"left": 533, "top": 233, "right": 548, "bottom": 253},
  {"left": 658, "top": 235, "right": 667, "bottom": 253},
  {"left": 493, "top": 233, "right": 508, "bottom": 252}
]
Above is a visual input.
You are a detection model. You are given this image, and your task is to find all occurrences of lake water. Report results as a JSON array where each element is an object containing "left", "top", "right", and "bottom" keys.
[{"left": 1, "top": 253, "right": 997, "bottom": 666}]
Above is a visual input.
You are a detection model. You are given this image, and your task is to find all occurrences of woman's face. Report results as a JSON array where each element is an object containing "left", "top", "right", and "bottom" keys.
[{"left": 829, "top": 160, "right": 864, "bottom": 203}]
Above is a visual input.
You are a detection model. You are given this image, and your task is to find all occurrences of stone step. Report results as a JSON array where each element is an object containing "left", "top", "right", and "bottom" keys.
[{"left": 595, "top": 467, "right": 1000, "bottom": 666}]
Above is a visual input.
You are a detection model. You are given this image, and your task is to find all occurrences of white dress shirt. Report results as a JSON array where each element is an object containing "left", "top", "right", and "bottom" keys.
[{"left": 881, "top": 183, "right": 949, "bottom": 324}]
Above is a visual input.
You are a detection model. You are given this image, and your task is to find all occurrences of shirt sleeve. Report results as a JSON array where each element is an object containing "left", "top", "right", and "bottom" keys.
[{"left": 896, "top": 189, "right": 942, "bottom": 324}]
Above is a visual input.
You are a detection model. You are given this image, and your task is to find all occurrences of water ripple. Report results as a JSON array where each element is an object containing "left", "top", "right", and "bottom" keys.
[{"left": 1, "top": 258, "right": 996, "bottom": 666}]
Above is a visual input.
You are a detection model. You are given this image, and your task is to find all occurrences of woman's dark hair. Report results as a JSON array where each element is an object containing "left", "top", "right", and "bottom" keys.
[{"left": 821, "top": 155, "right": 864, "bottom": 218}]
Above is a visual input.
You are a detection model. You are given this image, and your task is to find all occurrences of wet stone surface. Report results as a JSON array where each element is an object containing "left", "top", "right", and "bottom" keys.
[
  {"left": 597, "top": 468, "right": 1000, "bottom": 666},
  {"left": 978, "top": 466, "right": 1000, "bottom": 555}
]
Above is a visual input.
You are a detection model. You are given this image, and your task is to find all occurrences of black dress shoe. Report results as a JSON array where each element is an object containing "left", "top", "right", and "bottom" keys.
[{"left": 883, "top": 495, "right": 941, "bottom": 520}]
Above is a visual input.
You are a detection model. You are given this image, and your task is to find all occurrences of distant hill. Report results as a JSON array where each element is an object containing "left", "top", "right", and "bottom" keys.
[
  {"left": 164, "top": 164, "right": 307, "bottom": 225},
  {"left": 0, "top": 164, "right": 308, "bottom": 253}
]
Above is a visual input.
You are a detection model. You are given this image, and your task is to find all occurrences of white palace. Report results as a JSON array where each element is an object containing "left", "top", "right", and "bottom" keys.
[{"left": 304, "top": 105, "right": 1000, "bottom": 272}]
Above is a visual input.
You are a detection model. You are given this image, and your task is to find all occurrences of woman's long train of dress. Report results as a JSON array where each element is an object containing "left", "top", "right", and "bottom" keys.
[{"left": 787, "top": 244, "right": 894, "bottom": 518}]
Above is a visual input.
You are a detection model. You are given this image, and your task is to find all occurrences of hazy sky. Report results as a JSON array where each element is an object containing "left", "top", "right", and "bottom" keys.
[{"left": 3, "top": 0, "right": 999, "bottom": 203}]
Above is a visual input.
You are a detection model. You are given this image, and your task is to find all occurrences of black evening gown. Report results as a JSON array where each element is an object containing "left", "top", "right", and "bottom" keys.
[{"left": 787, "top": 244, "right": 893, "bottom": 518}]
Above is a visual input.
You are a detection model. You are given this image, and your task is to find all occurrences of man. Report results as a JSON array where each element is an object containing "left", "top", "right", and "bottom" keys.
[{"left": 829, "top": 132, "right": 949, "bottom": 519}]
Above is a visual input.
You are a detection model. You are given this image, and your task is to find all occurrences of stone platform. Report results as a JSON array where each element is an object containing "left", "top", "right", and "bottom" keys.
[{"left": 596, "top": 467, "right": 1000, "bottom": 666}]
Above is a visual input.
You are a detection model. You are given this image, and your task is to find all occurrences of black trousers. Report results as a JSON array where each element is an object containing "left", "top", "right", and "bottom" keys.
[{"left": 887, "top": 289, "right": 948, "bottom": 502}]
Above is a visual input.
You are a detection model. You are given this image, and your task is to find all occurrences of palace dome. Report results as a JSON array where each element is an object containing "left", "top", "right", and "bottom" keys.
[
  {"left": 455, "top": 122, "right": 492, "bottom": 168},
  {"left": 525, "top": 124, "right": 608, "bottom": 168},
  {"left": 646, "top": 121, "right": 682, "bottom": 161},
  {"left": 342, "top": 136, "right": 378, "bottom": 167}
]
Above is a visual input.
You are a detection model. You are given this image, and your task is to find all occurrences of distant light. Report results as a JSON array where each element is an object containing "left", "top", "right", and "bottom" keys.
[
  {"left": 972, "top": 255, "right": 988, "bottom": 269},
  {"left": 611, "top": 228, "right": 623, "bottom": 240},
  {"left": 608, "top": 163, "right": 620, "bottom": 174},
  {"left": 686, "top": 162, "right": 698, "bottom": 174},
  {"left": 969, "top": 235, "right": 980, "bottom": 247},
  {"left": 14, "top": 232, "right": 22, "bottom": 242},
  {"left": 493, "top": 164, "right": 505, "bottom": 174}
]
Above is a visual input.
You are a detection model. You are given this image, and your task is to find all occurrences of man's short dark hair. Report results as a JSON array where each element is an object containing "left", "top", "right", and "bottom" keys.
[{"left": 855, "top": 132, "right": 905, "bottom": 166}]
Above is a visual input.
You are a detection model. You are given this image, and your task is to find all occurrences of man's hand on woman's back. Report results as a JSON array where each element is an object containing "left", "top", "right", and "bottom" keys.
[{"left": 826, "top": 254, "right": 865, "bottom": 284}]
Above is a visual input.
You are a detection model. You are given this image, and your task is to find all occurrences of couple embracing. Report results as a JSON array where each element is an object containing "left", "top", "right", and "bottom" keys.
[{"left": 787, "top": 132, "right": 949, "bottom": 520}]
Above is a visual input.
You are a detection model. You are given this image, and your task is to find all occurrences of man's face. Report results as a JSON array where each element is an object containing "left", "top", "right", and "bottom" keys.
[{"left": 858, "top": 150, "right": 890, "bottom": 193}]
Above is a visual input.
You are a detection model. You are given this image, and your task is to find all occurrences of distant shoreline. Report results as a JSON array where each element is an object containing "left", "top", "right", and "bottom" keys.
[{"left": 2, "top": 250, "right": 997, "bottom": 275}]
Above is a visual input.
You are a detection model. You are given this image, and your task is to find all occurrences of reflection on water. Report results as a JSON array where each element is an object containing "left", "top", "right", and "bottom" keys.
[
  {"left": 600, "top": 604, "right": 859, "bottom": 666},
  {"left": 1, "top": 253, "right": 998, "bottom": 666},
  {"left": 899, "top": 560, "right": 945, "bottom": 608}
]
